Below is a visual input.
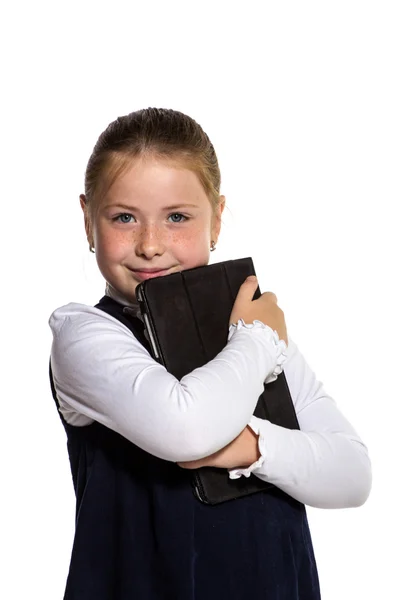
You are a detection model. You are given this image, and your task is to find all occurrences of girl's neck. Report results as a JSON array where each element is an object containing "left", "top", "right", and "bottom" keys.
[{"left": 105, "top": 282, "right": 140, "bottom": 311}]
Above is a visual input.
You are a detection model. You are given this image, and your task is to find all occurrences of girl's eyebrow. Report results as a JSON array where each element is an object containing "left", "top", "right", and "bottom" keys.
[
  {"left": 164, "top": 204, "right": 199, "bottom": 210},
  {"left": 104, "top": 203, "right": 200, "bottom": 211}
]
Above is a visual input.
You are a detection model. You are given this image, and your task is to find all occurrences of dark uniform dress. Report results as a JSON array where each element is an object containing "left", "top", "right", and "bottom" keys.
[{"left": 50, "top": 295, "right": 321, "bottom": 600}]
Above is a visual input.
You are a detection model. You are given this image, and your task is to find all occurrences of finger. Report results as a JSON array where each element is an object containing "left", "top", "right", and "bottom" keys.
[
  {"left": 262, "top": 291, "right": 278, "bottom": 304},
  {"left": 234, "top": 276, "right": 259, "bottom": 304}
]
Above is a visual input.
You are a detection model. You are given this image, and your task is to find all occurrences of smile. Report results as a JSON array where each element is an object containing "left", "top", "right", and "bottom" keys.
[{"left": 130, "top": 268, "right": 173, "bottom": 280}]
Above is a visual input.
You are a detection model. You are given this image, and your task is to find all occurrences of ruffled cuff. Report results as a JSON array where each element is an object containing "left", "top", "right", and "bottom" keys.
[
  {"left": 228, "top": 418, "right": 267, "bottom": 479},
  {"left": 228, "top": 319, "right": 288, "bottom": 384}
]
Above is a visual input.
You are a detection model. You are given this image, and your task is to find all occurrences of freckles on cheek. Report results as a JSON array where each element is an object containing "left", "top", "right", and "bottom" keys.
[
  {"left": 172, "top": 233, "right": 192, "bottom": 249},
  {"left": 171, "top": 228, "right": 210, "bottom": 265},
  {"left": 101, "top": 229, "right": 130, "bottom": 252},
  {"left": 172, "top": 231, "right": 203, "bottom": 252},
  {"left": 172, "top": 224, "right": 209, "bottom": 246}
]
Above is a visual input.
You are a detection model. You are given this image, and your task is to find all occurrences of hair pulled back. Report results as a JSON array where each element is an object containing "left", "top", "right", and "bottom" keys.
[{"left": 84, "top": 108, "right": 222, "bottom": 215}]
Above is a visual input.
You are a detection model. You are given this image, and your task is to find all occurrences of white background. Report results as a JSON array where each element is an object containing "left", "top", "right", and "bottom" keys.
[{"left": 1, "top": 1, "right": 399, "bottom": 598}]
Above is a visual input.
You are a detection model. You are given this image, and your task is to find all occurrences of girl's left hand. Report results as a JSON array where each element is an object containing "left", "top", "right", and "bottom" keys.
[{"left": 177, "top": 426, "right": 260, "bottom": 470}]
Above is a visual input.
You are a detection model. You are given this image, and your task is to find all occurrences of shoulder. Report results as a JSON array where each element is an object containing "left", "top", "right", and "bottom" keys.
[
  {"left": 281, "top": 336, "right": 302, "bottom": 396},
  {"left": 284, "top": 336, "right": 300, "bottom": 366},
  {"left": 49, "top": 301, "right": 152, "bottom": 391},
  {"left": 48, "top": 302, "right": 146, "bottom": 367},
  {"left": 282, "top": 336, "right": 332, "bottom": 415},
  {"left": 49, "top": 302, "right": 133, "bottom": 340}
]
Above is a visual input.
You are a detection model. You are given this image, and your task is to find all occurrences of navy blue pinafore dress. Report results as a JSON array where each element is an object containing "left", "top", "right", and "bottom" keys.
[{"left": 50, "top": 295, "right": 321, "bottom": 599}]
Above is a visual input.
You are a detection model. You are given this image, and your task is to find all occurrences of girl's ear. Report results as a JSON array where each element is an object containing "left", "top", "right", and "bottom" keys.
[
  {"left": 80, "top": 194, "right": 94, "bottom": 248},
  {"left": 211, "top": 195, "right": 226, "bottom": 243}
]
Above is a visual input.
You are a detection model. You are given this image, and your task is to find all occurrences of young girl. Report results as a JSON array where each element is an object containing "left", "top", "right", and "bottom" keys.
[{"left": 49, "top": 108, "right": 371, "bottom": 600}]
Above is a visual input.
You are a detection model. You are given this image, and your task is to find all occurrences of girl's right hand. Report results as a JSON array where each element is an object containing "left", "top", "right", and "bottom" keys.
[{"left": 229, "top": 276, "right": 288, "bottom": 345}]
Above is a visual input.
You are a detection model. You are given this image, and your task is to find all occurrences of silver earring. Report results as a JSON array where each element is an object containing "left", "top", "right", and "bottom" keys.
[
  {"left": 210, "top": 240, "right": 216, "bottom": 252},
  {"left": 89, "top": 242, "right": 95, "bottom": 253}
]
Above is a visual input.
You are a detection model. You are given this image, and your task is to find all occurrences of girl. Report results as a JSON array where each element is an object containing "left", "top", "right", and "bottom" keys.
[{"left": 49, "top": 108, "right": 371, "bottom": 599}]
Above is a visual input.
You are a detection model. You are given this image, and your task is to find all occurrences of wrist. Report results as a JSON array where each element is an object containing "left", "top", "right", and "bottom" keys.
[{"left": 236, "top": 426, "right": 261, "bottom": 468}]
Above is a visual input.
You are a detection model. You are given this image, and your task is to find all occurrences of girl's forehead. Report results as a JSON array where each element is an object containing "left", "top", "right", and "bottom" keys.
[
  {"left": 120, "top": 155, "right": 195, "bottom": 178},
  {"left": 107, "top": 156, "right": 206, "bottom": 200}
]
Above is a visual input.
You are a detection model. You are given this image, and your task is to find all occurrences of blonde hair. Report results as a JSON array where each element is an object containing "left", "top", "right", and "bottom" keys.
[{"left": 84, "top": 108, "right": 222, "bottom": 216}]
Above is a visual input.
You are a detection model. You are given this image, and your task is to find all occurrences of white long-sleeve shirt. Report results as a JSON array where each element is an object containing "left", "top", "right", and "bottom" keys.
[{"left": 49, "top": 292, "right": 371, "bottom": 510}]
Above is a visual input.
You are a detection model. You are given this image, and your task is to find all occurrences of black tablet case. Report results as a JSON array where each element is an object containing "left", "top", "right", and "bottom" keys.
[{"left": 136, "top": 257, "right": 299, "bottom": 504}]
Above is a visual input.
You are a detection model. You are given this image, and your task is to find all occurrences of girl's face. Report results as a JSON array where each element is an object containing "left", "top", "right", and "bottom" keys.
[{"left": 82, "top": 156, "right": 225, "bottom": 303}]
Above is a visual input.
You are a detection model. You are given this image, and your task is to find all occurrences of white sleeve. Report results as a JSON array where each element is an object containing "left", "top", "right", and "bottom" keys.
[
  {"left": 49, "top": 303, "right": 287, "bottom": 463},
  {"left": 229, "top": 337, "right": 372, "bottom": 509}
]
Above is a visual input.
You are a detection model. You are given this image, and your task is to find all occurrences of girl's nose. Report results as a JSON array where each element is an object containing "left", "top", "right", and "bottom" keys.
[{"left": 135, "top": 226, "right": 165, "bottom": 259}]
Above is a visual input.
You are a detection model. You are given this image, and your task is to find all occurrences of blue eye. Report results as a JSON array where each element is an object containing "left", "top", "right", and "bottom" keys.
[
  {"left": 115, "top": 214, "right": 134, "bottom": 224},
  {"left": 168, "top": 213, "right": 187, "bottom": 223}
]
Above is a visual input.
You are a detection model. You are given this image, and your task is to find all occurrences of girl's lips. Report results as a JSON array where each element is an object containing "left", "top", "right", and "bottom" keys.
[{"left": 131, "top": 268, "right": 171, "bottom": 280}]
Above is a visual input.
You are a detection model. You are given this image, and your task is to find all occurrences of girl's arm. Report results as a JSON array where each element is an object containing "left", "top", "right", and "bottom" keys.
[
  {"left": 181, "top": 337, "right": 372, "bottom": 509},
  {"left": 248, "top": 337, "right": 372, "bottom": 508},
  {"left": 49, "top": 302, "right": 286, "bottom": 462}
]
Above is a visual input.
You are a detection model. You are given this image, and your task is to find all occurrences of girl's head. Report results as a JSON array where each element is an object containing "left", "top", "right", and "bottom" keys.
[{"left": 80, "top": 108, "right": 225, "bottom": 303}]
